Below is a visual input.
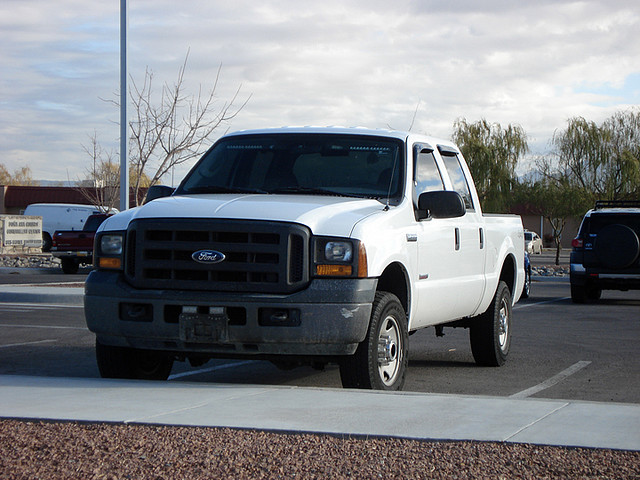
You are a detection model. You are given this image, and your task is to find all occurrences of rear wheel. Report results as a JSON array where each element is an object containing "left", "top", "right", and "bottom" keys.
[
  {"left": 470, "top": 281, "right": 512, "bottom": 366},
  {"left": 96, "top": 340, "right": 174, "bottom": 380},
  {"left": 61, "top": 258, "right": 79, "bottom": 274},
  {"left": 42, "top": 233, "right": 52, "bottom": 252},
  {"left": 339, "top": 292, "right": 408, "bottom": 390},
  {"left": 571, "top": 282, "right": 602, "bottom": 304}
]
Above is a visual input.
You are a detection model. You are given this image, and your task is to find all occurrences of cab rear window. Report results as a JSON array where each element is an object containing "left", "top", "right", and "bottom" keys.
[{"left": 585, "top": 214, "right": 640, "bottom": 234}]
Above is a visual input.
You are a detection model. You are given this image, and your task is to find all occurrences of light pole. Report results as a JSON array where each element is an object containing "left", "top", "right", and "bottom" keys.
[{"left": 119, "top": 0, "right": 129, "bottom": 211}]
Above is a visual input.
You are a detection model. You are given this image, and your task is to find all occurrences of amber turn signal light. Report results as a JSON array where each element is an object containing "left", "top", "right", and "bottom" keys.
[
  {"left": 98, "top": 257, "right": 122, "bottom": 269},
  {"left": 316, "top": 264, "right": 353, "bottom": 276}
]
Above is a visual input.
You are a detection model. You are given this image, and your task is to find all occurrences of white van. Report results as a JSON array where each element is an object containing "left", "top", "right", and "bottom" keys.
[{"left": 23, "top": 203, "right": 117, "bottom": 252}]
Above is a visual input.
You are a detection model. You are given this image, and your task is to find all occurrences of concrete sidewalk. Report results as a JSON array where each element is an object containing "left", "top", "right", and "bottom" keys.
[
  {"left": 1, "top": 282, "right": 639, "bottom": 451},
  {"left": 1, "top": 375, "right": 639, "bottom": 451}
]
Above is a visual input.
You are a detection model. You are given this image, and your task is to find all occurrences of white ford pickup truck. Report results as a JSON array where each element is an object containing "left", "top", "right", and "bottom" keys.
[{"left": 85, "top": 127, "right": 525, "bottom": 390}]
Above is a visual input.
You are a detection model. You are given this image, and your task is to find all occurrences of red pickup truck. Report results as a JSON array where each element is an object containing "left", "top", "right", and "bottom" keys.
[{"left": 51, "top": 214, "right": 112, "bottom": 274}]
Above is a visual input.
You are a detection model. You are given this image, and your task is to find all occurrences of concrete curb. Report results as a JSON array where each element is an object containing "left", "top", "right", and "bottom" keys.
[
  {"left": 0, "top": 286, "right": 84, "bottom": 306},
  {"left": 531, "top": 275, "right": 569, "bottom": 282},
  {"left": 1, "top": 375, "right": 638, "bottom": 451}
]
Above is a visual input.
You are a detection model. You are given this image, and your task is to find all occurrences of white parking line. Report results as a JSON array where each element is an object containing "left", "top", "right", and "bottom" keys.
[
  {"left": 514, "top": 297, "right": 571, "bottom": 310},
  {"left": 169, "top": 360, "right": 255, "bottom": 380},
  {"left": 509, "top": 361, "right": 592, "bottom": 399},
  {"left": 0, "top": 339, "right": 57, "bottom": 349}
]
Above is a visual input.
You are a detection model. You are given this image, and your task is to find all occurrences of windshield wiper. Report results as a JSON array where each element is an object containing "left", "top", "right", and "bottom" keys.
[
  {"left": 182, "top": 185, "right": 267, "bottom": 194},
  {"left": 269, "top": 186, "right": 361, "bottom": 198}
]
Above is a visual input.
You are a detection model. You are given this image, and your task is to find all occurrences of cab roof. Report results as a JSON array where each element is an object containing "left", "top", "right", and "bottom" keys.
[{"left": 223, "top": 126, "right": 461, "bottom": 153}]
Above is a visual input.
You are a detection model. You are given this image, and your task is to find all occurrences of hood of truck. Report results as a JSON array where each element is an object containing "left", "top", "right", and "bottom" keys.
[{"left": 100, "top": 194, "right": 387, "bottom": 237}]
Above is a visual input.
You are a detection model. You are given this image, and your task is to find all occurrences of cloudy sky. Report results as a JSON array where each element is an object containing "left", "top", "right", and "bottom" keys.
[{"left": 1, "top": 0, "right": 638, "bottom": 183}]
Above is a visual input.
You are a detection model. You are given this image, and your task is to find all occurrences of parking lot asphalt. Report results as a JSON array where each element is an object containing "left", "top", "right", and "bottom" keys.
[{"left": 0, "top": 278, "right": 639, "bottom": 451}]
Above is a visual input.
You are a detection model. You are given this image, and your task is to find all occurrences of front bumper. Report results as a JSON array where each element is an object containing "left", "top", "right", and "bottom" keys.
[{"left": 84, "top": 270, "right": 376, "bottom": 357}]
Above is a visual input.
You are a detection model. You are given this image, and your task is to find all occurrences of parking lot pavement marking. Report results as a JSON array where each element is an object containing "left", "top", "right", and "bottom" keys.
[
  {"left": 0, "top": 339, "right": 56, "bottom": 349},
  {"left": 509, "top": 361, "right": 592, "bottom": 399},
  {"left": 514, "top": 297, "right": 571, "bottom": 310},
  {"left": 0, "top": 323, "right": 88, "bottom": 331},
  {"left": 168, "top": 361, "right": 255, "bottom": 380}
]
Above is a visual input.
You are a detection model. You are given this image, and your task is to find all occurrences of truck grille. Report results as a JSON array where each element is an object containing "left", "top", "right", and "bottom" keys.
[{"left": 124, "top": 219, "right": 310, "bottom": 293}]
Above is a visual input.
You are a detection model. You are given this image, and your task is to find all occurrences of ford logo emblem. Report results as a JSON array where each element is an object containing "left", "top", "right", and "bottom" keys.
[{"left": 191, "top": 250, "right": 226, "bottom": 264}]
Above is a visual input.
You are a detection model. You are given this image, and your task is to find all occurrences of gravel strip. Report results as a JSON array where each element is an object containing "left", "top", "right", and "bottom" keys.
[
  {"left": 0, "top": 254, "right": 61, "bottom": 269},
  {"left": 1, "top": 419, "right": 638, "bottom": 479}
]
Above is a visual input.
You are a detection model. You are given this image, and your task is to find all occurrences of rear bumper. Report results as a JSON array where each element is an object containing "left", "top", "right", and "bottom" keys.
[
  {"left": 84, "top": 270, "right": 376, "bottom": 357},
  {"left": 570, "top": 266, "right": 640, "bottom": 290},
  {"left": 51, "top": 251, "right": 92, "bottom": 260}
]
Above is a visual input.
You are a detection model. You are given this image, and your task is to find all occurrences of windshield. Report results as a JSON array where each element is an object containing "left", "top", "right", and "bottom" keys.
[
  {"left": 524, "top": 232, "right": 532, "bottom": 241},
  {"left": 177, "top": 133, "right": 404, "bottom": 202}
]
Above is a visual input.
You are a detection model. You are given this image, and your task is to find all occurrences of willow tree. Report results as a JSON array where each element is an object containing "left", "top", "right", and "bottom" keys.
[
  {"left": 452, "top": 118, "right": 528, "bottom": 212},
  {"left": 552, "top": 109, "right": 640, "bottom": 203}
]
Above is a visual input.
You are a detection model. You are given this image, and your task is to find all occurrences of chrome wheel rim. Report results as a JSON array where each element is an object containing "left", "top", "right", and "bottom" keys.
[
  {"left": 377, "top": 315, "right": 402, "bottom": 386},
  {"left": 497, "top": 298, "right": 509, "bottom": 351}
]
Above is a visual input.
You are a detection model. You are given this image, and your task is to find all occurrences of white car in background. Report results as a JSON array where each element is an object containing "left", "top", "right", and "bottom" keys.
[{"left": 525, "top": 231, "right": 543, "bottom": 254}]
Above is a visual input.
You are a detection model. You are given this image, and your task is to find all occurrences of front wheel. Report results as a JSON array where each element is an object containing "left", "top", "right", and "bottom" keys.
[
  {"left": 339, "top": 292, "right": 408, "bottom": 390},
  {"left": 96, "top": 341, "right": 174, "bottom": 380},
  {"left": 470, "top": 281, "right": 512, "bottom": 367}
]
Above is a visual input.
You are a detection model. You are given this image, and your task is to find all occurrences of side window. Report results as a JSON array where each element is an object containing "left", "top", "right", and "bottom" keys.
[
  {"left": 440, "top": 152, "right": 474, "bottom": 210},
  {"left": 413, "top": 150, "right": 444, "bottom": 207}
]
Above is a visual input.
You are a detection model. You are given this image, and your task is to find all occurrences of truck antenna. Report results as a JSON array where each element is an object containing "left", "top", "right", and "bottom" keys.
[{"left": 384, "top": 151, "right": 400, "bottom": 210}]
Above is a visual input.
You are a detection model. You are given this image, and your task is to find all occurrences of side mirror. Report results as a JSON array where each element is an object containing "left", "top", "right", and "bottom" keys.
[
  {"left": 418, "top": 191, "right": 466, "bottom": 218},
  {"left": 144, "top": 185, "right": 175, "bottom": 204}
]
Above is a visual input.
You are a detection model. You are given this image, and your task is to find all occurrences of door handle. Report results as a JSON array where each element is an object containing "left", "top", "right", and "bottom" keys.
[
  {"left": 455, "top": 228, "right": 460, "bottom": 251},
  {"left": 479, "top": 227, "right": 484, "bottom": 249}
]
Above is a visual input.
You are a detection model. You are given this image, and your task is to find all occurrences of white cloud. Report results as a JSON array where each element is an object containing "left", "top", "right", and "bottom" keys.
[{"left": 0, "top": 0, "right": 638, "bottom": 182}]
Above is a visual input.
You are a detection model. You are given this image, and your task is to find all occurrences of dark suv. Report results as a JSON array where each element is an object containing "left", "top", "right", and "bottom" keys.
[{"left": 570, "top": 200, "right": 640, "bottom": 303}]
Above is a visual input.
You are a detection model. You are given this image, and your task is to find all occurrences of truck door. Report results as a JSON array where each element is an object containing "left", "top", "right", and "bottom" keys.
[
  {"left": 438, "top": 147, "right": 486, "bottom": 317},
  {"left": 411, "top": 146, "right": 460, "bottom": 327}
]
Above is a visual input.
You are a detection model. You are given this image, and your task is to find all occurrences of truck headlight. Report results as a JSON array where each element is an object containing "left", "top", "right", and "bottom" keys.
[
  {"left": 100, "top": 235, "right": 123, "bottom": 255},
  {"left": 324, "top": 241, "right": 353, "bottom": 262},
  {"left": 313, "top": 237, "right": 367, "bottom": 278},
  {"left": 96, "top": 233, "right": 124, "bottom": 270}
]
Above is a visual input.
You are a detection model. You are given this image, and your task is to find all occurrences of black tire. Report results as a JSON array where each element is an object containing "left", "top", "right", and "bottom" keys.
[
  {"left": 96, "top": 340, "right": 174, "bottom": 380},
  {"left": 42, "top": 232, "right": 53, "bottom": 252},
  {"left": 339, "top": 292, "right": 408, "bottom": 390},
  {"left": 570, "top": 283, "right": 587, "bottom": 304},
  {"left": 61, "top": 258, "right": 79, "bottom": 274},
  {"left": 571, "top": 282, "right": 602, "bottom": 304},
  {"left": 521, "top": 267, "right": 531, "bottom": 299},
  {"left": 470, "top": 281, "right": 512, "bottom": 367}
]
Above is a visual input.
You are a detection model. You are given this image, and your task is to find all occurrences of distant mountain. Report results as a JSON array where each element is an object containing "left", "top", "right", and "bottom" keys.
[{"left": 36, "top": 180, "right": 77, "bottom": 187}]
